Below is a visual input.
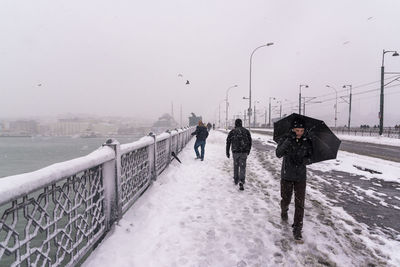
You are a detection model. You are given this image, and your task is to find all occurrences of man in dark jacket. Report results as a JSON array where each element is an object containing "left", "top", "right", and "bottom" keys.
[
  {"left": 226, "top": 119, "right": 252, "bottom": 190},
  {"left": 207, "top": 122, "right": 212, "bottom": 132},
  {"left": 275, "top": 118, "right": 313, "bottom": 241},
  {"left": 191, "top": 121, "right": 209, "bottom": 161}
]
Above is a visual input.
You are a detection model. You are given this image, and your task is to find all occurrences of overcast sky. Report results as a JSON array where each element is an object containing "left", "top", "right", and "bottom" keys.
[{"left": 1, "top": 0, "right": 399, "bottom": 126}]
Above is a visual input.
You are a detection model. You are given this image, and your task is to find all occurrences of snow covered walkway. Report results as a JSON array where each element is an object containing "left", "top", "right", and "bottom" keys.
[{"left": 84, "top": 131, "right": 399, "bottom": 267}]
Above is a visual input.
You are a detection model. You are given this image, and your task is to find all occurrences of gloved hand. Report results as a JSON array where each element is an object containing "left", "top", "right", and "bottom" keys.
[{"left": 226, "top": 152, "right": 230, "bottom": 158}]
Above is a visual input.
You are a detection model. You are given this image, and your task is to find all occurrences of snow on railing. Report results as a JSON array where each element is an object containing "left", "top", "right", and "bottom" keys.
[{"left": 0, "top": 127, "right": 194, "bottom": 266}]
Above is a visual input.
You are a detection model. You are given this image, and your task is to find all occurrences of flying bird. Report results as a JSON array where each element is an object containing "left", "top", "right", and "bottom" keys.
[
  {"left": 37, "top": 83, "right": 42, "bottom": 87},
  {"left": 367, "top": 16, "right": 373, "bottom": 20},
  {"left": 343, "top": 41, "right": 350, "bottom": 45},
  {"left": 186, "top": 80, "right": 190, "bottom": 85},
  {"left": 178, "top": 74, "right": 183, "bottom": 77}
]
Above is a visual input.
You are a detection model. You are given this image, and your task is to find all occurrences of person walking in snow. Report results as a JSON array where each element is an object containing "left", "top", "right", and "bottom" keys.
[
  {"left": 207, "top": 122, "right": 212, "bottom": 131},
  {"left": 191, "top": 120, "right": 209, "bottom": 161},
  {"left": 226, "top": 118, "right": 252, "bottom": 191},
  {"left": 275, "top": 118, "right": 313, "bottom": 241}
]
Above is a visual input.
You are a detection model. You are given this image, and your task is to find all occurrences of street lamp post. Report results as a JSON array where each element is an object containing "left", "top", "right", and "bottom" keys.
[
  {"left": 218, "top": 99, "right": 225, "bottom": 128},
  {"left": 225, "top": 85, "right": 238, "bottom": 129},
  {"left": 268, "top": 97, "right": 275, "bottom": 127},
  {"left": 299, "top": 84, "right": 309, "bottom": 114},
  {"left": 342, "top": 85, "right": 353, "bottom": 130},
  {"left": 248, "top": 42, "right": 274, "bottom": 131},
  {"left": 253, "top": 100, "right": 260, "bottom": 127},
  {"left": 380, "top": 49, "right": 399, "bottom": 135},
  {"left": 326, "top": 85, "right": 338, "bottom": 127}
]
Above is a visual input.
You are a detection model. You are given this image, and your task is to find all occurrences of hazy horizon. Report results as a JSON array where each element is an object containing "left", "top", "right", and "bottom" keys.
[{"left": 1, "top": 0, "right": 400, "bottom": 127}]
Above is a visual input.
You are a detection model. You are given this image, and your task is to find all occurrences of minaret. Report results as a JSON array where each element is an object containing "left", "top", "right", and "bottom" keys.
[{"left": 171, "top": 102, "right": 174, "bottom": 119}]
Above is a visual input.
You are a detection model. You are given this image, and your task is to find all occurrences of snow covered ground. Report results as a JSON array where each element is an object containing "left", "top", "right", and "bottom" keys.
[{"left": 84, "top": 131, "right": 400, "bottom": 267}]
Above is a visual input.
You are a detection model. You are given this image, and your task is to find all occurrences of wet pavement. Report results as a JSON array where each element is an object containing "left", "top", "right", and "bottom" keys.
[{"left": 339, "top": 140, "right": 400, "bottom": 163}]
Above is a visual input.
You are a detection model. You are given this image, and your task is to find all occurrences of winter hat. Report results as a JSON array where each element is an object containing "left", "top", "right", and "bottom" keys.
[
  {"left": 235, "top": 119, "right": 243, "bottom": 127},
  {"left": 292, "top": 118, "right": 305, "bottom": 128}
]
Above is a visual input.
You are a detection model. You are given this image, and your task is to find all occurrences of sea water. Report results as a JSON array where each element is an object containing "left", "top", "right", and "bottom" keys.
[{"left": 0, "top": 135, "right": 142, "bottom": 178}]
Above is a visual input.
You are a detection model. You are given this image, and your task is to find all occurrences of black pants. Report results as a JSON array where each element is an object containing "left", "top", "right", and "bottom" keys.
[
  {"left": 233, "top": 153, "right": 247, "bottom": 184},
  {"left": 280, "top": 178, "right": 306, "bottom": 229}
]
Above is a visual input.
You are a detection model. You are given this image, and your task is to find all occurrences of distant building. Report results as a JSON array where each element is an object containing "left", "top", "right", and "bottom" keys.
[
  {"left": 189, "top": 113, "right": 202, "bottom": 126},
  {"left": 9, "top": 120, "right": 38, "bottom": 135},
  {"left": 153, "top": 113, "right": 178, "bottom": 128}
]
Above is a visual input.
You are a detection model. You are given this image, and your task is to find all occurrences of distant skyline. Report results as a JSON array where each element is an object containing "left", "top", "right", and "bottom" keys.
[{"left": 1, "top": 0, "right": 399, "bottom": 126}]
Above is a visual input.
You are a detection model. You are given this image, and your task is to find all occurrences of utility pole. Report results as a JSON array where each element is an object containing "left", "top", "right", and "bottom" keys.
[
  {"left": 268, "top": 97, "right": 275, "bottom": 127},
  {"left": 380, "top": 49, "right": 399, "bottom": 135},
  {"left": 326, "top": 85, "right": 338, "bottom": 127},
  {"left": 253, "top": 104, "right": 256, "bottom": 127},
  {"left": 299, "top": 85, "right": 309, "bottom": 114},
  {"left": 264, "top": 108, "right": 267, "bottom": 126},
  {"left": 342, "top": 85, "right": 353, "bottom": 130},
  {"left": 218, "top": 104, "right": 221, "bottom": 128}
]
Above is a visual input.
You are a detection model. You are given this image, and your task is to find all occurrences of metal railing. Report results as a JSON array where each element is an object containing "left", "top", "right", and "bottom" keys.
[
  {"left": 0, "top": 127, "right": 194, "bottom": 266},
  {"left": 333, "top": 127, "right": 400, "bottom": 139}
]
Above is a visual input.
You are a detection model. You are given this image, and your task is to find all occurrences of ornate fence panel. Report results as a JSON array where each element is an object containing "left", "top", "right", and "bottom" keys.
[
  {"left": 0, "top": 149, "right": 114, "bottom": 267},
  {"left": 155, "top": 134, "right": 169, "bottom": 176},
  {"left": 119, "top": 138, "right": 154, "bottom": 214},
  {"left": 171, "top": 131, "right": 179, "bottom": 155},
  {"left": 0, "top": 127, "right": 194, "bottom": 266}
]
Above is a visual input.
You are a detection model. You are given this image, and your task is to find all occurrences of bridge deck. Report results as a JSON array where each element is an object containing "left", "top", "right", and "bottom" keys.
[{"left": 84, "top": 131, "right": 399, "bottom": 267}]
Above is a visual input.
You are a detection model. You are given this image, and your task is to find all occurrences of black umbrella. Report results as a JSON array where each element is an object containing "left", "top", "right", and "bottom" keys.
[{"left": 273, "top": 113, "right": 341, "bottom": 163}]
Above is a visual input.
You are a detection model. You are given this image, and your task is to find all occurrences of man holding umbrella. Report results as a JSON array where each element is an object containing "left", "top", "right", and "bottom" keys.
[
  {"left": 275, "top": 117, "right": 313, "bottom": 242},
  {"left": 274, "top": 113, "right": 341, "bottom": 242}
]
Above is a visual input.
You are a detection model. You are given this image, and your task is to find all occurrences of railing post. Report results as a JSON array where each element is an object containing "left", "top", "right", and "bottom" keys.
[
  {"left": 165, "top": 130, "right": 171, "bottom": 167},
  {"left": 102, "top": 139, "right": 122, "bottom": 229},
  {"left": 148, "top": 132, "right": 157, "bottom": 180}
]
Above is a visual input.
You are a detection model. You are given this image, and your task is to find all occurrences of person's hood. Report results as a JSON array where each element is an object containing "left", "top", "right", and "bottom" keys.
[{"left": 235, "top": 119, "right": 242, "bottom": 127}]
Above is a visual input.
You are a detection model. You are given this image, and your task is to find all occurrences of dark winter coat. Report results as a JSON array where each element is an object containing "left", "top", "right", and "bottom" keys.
[
  {"left": 226, "top": 126, "right": 252, "bottom": 154},
  {"left": 191, "top": 126, "right": 209, "bottom": 141},
  {"left": 275, "top": 132, "right": 313, "bottom": 181}
]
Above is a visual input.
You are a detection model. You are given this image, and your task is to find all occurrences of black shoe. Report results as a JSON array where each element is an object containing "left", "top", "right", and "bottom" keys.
[
  {"left": 201, "top": 158, "right": 204, "bottom": 161},
  {"left": 234, "top": 180, "right": 238, "bottom": 185},
  {"left": 293, "top": 227, "right": 302, "bottom": 241},
  {"left": 281, "top": 212, "right": 288, "bottom": 222},
  {"left": 239, "top": 182, "right": 244, "bottom": 191},
  {"left": 195, "top": 157, "right": 200, "bottom": 160}
]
